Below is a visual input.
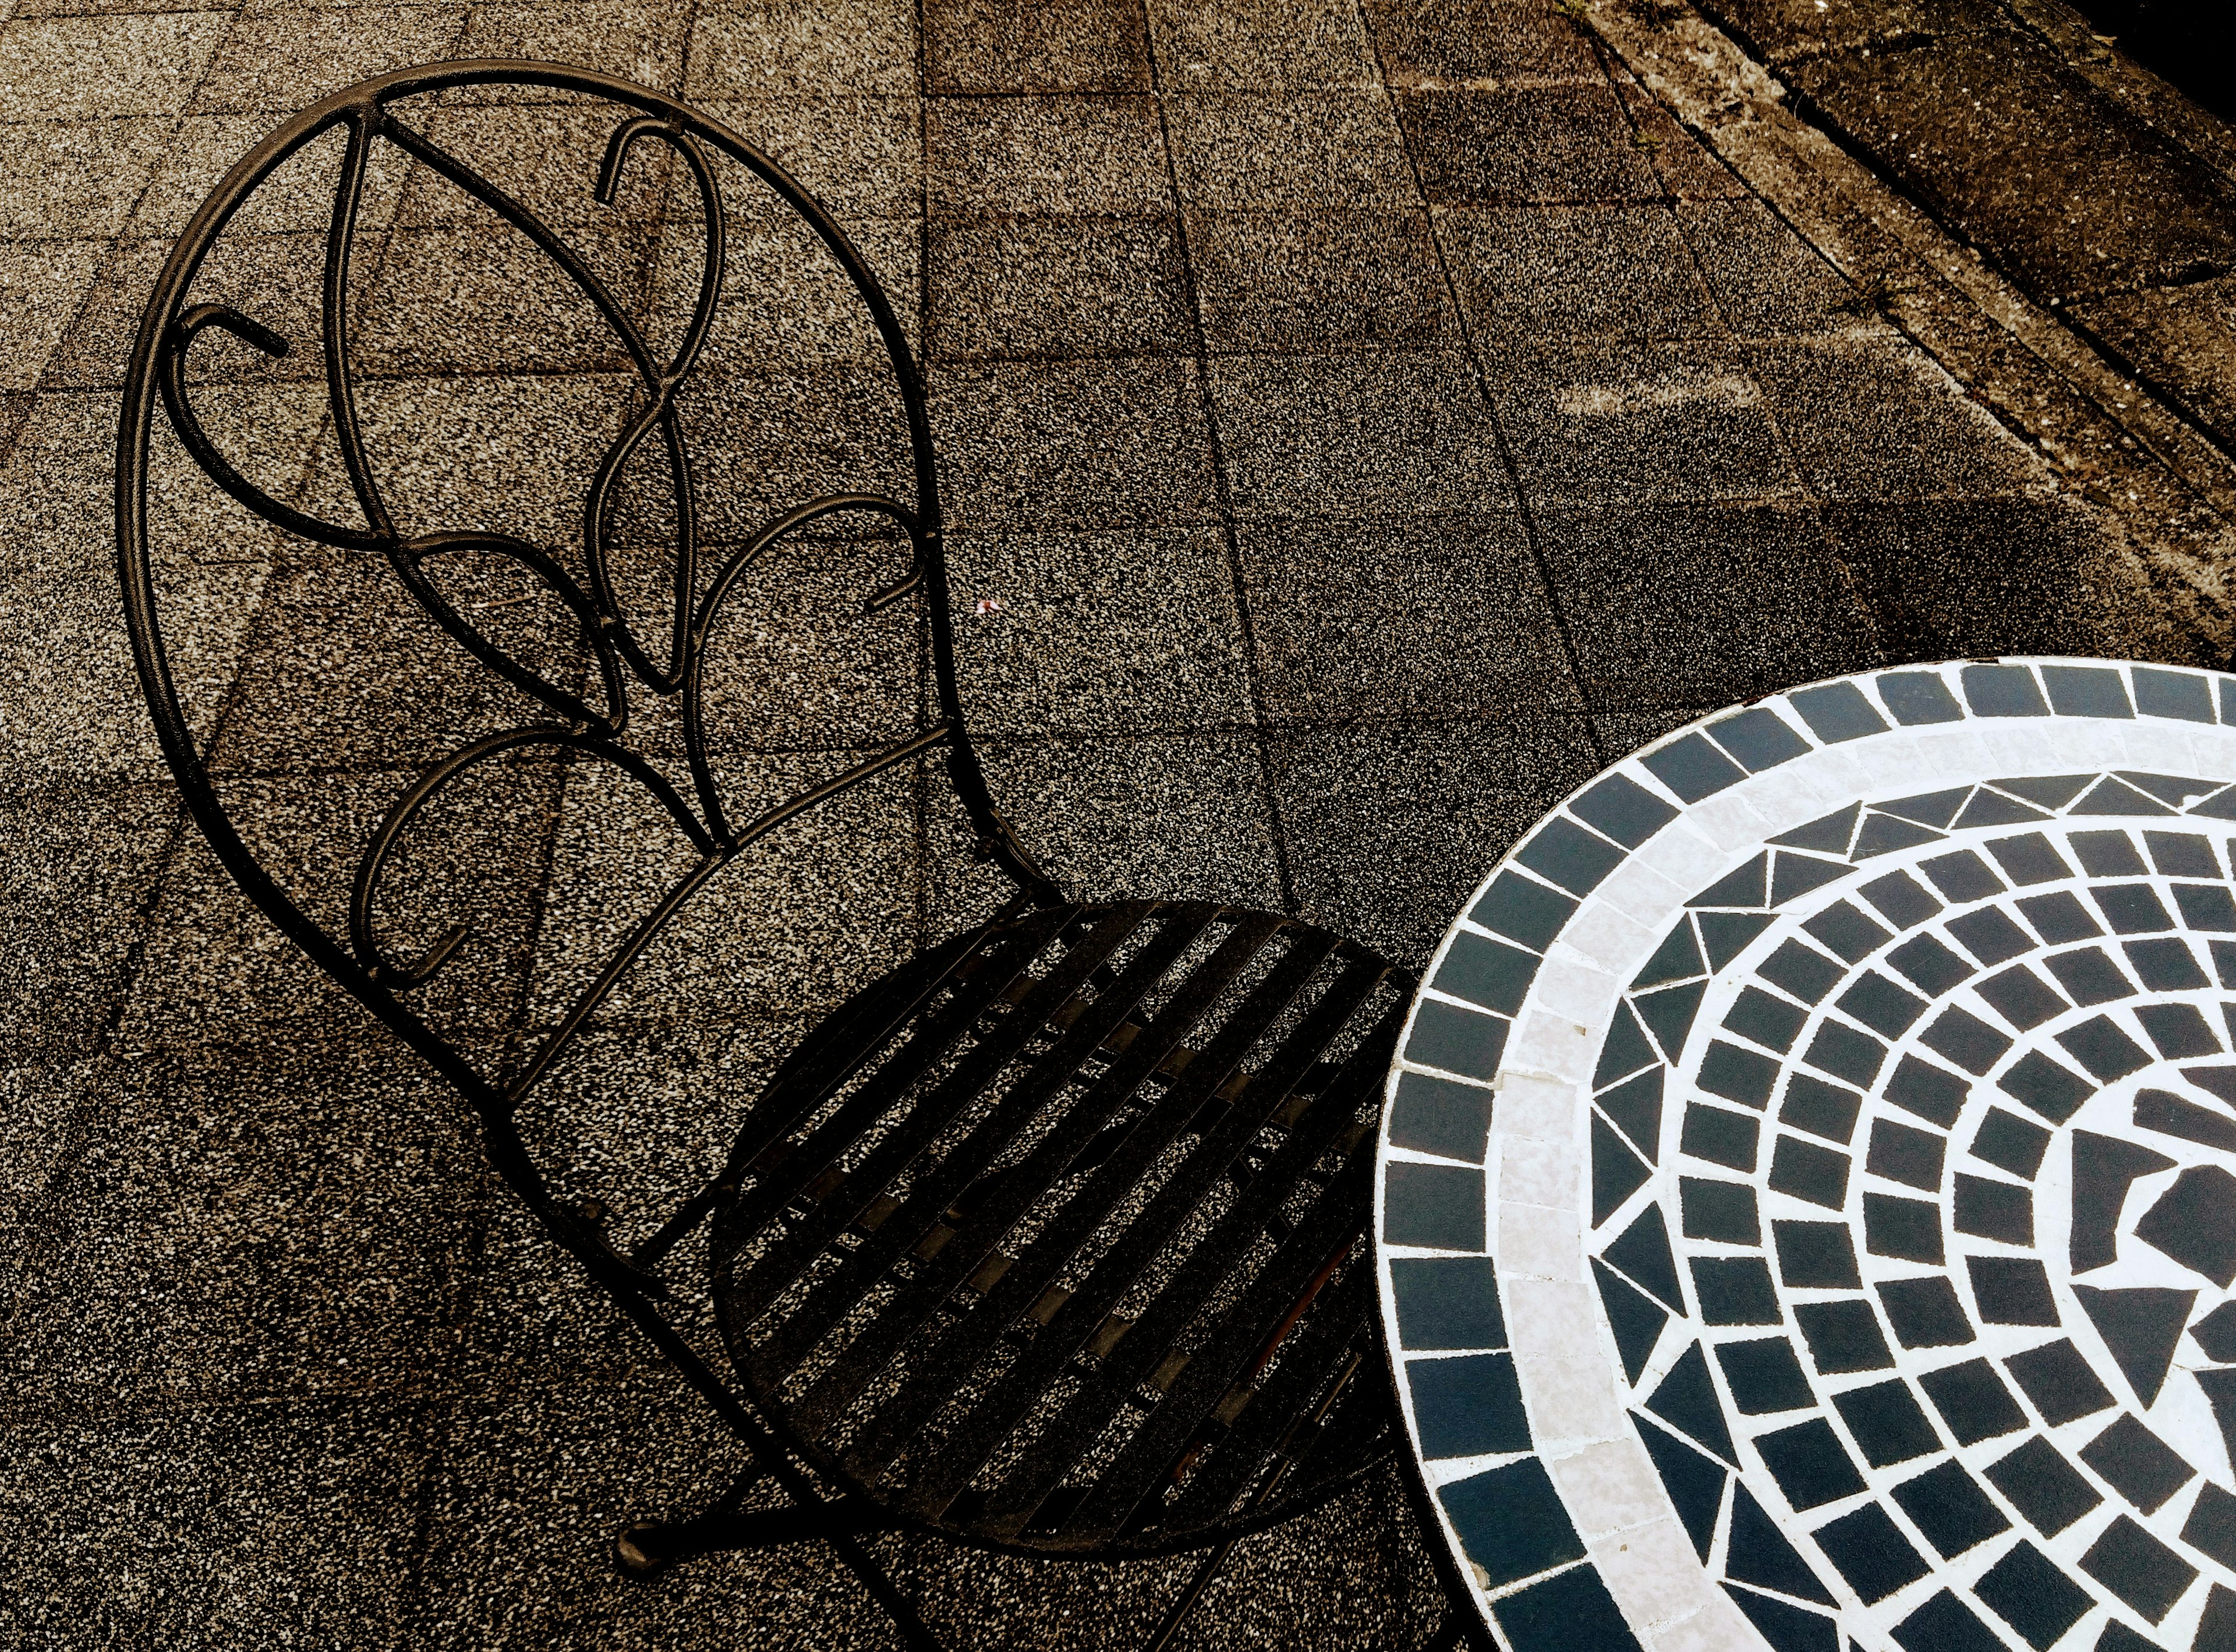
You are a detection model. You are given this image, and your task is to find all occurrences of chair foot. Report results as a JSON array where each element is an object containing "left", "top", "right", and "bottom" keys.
[{"left": 615, "top": 1466, "right": 894, "bottom": 1582}]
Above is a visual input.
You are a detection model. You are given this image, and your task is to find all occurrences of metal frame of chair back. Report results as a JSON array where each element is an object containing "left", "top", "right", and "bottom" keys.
[{"left": 115, "top": 60, "right": 1444, "bottom": 1650}]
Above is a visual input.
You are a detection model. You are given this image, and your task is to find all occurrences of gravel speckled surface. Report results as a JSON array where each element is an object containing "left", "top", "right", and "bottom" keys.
[{"left": 1, "top": 0, "right": 2221, "bottom": 1646}]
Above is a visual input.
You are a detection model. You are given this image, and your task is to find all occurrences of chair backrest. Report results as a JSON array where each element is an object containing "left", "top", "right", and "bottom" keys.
[{"left": 116, "top": 62, "right": 1057, "bottom": 1225}]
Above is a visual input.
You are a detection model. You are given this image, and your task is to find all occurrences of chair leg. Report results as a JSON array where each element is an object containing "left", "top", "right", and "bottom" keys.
[
  {"left": 1143, "top": 1536, "right": 1236, "bottom": 1652},
  {"left": 616, "top": 1462, "right": 945, "bottom": 1650}
]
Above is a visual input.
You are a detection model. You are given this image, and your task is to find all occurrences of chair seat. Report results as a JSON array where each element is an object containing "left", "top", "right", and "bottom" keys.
[{"left": 706, "top": 900, "right": 1415, "bottom": 1558}]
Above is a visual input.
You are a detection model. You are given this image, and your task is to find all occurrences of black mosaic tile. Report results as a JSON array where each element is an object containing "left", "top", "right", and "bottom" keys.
[
  {"left": 1863, "top": 1193, "right": 1945, "bottom": 1265},
  {"left": 2127, "top": 935, "right": 2209, "bottom": 991},
  {"left": 1834, "top": 1378, "right": 1941, "bottom": 1467},
  {"left": 1781, "top": 1073, "right": 1863, "bottom": 1144},
  {"left": 2181, "top": 1481, "right": 2236, "bottom": 1573},
  {"left": 1697, "top": 911, "right": 1776, "bottom": 970},
  {"left": 1683, "top": 1103, "right": 1760, "bottom": 1173},
  {"left": 1648, "top": 1341, "right": 1738, "bottom": 1463},
  {"left": 1793, "top": 1297, "right": 1894, "bottom": 1374},
  {"left": 1596, "top": 999, "right": 1658, "bottom": 1087},
  {"left": 2078, "top": 775, "right": 2177, "bottom": 815},
  {"left": 2195, "top": 1586, "right": 2236, "bottom": 1652},
  {"left": 1878, "top": 1275, "right": 1973, "bottom": 1349},
  {"left": 1437, "top": 1456, "right": 1587, "bottom": 1590},
  {"left": 1917, "top": 1006, "right": 2011, "bottom": 1075},
  {"left": 1390, "top": 1069, "right": 1495, "bottom": 1162},
  {"left": 1433, "top": 928, "right": 1541, "bottom": 1014},
  {"left": 1636, "top": 980, "right": 1708, "bottom": 1061},
  {"left": 1722, "top": 1587, "right": 1839, "bottom": 1652},
  {"left": 1724, "top": 986, "right": 1807, "bottom": 1053},
  {"left": 1877, "top": 671, "right": 1963, "bottom": 725},
  {"left": 1597, "top": 1067, "right": 1663, "bottom": 1159},
  {"left": 1639, "top": 1414, "right": 1729, "bottom": 1561},
  {"left": 2174, "top": 882, "right": 2236, "bottom": 931},
  {"left": 1692, "top": 852, "right": 1770, "bottom": 909},
  {"left": 2198, "top": 1300, "right": 2236, "bottom": 1362},
  {"left": 1891, "top": 1459, "right": 2010, "bottom": 1559},
  {"left": 1635, "top": 920, "right": 1706, "bottom": 989},
  {"left": 2040, "top": 944, "right": 2134, "bottom": 1005},
  {"left": 1891, "top": 1590, "right": 2005, "bottom": 1652},
  {"left": 1966, "top": 1255, "right": 2057, "bottom": 1324},
  {"left": 1699, "top": 1040, "right": 1778, "bottom": 1109},
  {"left": 2071, "top": 1131, "right": 2177, "bottom": 1270},
  {"left": 1773, "top": 1220, "right": 1860, "bottom": 1289},
  {"left": 1593, "top": 1260, "right": 1671, "bottom": 1384},
  {"left": 1948, "top": 905, "right": 2036, "bottom": 965},
  {"left": 1788, "top": 680, "right": 1888, "bottom": 742},
  {"left": 1867, "top": 1119, "right": 1947, "bottom": 1191},
  {"left": 1973, "top": 964, "right": 2068, "bottom": 1030},
  {"left": 1727, "top": 1480, "right": 1836, "bottom": 1603},
  {"left": 2135, "top": 1001, "right": 2221, "bottom": 1057},
  {"left": 1962, "top": 663, "right": 2050, "bottom": 717},
  {"left": 1594, "top": 1115, "right": 1652, "bottom": 1225},
  {"left": 2079, "top": 1414, "right": 2195, "bottom": 1515},
  {"left": 1838, "top": 971, "right": 1929, "bottom": 1038},
  {"left": 1570, "top": 770, "right": 1678, "bottom": 847},
  {"left": 1954, "top": 1177, "right": 2035, "bottom": 1247},
  {"left": 2096, "top": 882, "right": 2177, "bottom": 935},
  {"left": 1708, "top": 706, "right": 1810, "bottom": 772},
  {"left": 1516, "top": 813, "right": 1626, "bottom": 896},
  {"left": 1605, "top": 1205, "right": 1684, "bottom": 1311},
  {"left": 1855, "top": 812, "right": 1947, "bottom": 857},
  {"left": 1692, "top": 1257, "right": 1782, "bottom": 1326},
  {"left": 1774, "top": 803, "right": 1864, "bottom": 855},
  {"left": 1391, "top": 1255, "right": 1505, "bottom": 1349},
  {"left": 2134, "top": 1163, "right": 2236, "bottom": 1286},
  {"left": 1920, "top": 850, "right": 2006, "bottom": 904},
  {"left": 1983, "top": 832, "right": 2074, "bottom": 885},
  {"left": 1771, "top": 852, "right": 1849, "bottom": 905},
  {"left": 1975, "top": 1538, "right": 2093, "bottom": 1650},
  {"left": 1881, "top": 787, "right": 1972, "bottom": 829},
  {"left": 1680, "top": 1176, "right": 1759, "bottom": 1244},
  {"left": 1759, "top": 938, "right": 1844, "bottom": 1003},
  {"left": 2214, "top": 938, "right": 2236, "bottom": 984},
  {"left": 1717, "top": 1336, "right": 1814, "bottom": 1416},
  {"left": 1406, "top": 997, "right": 1510, "bottom": 1081},
  {"left": 1919, "top": 1357, "right": 2028, "bottom": 1445},
  {"left": 1805, "top": 1019, "right": 1890, "bottom": 1087},
  {"left": 1382, "top": 1161, "right": 1485, "bottom": 1250},
  {"left": 1487, "top": 1559, "right": 1642, "bottom": 1652},
  {"left": 1803, "top": 901, "right": 1892, "bottom": 964},
  {"left": 2079, "top": 1515, "right": 2199, "bottom": 1625},
  {"left": 1809, "top": 1502, "right": 1928, "bottom": 1605},
  {"left": 2070, "top": 829, "right": 2149, "bottom": 877},
  {"left": 1999, "top": 1049, "right": 2096, "bottom": 1123},
  {"left": 1409, "top": 1351, "right": 1530, "bottom": 1458},
  {"left": 2134, "top": 1087, "right": 2236, "bottom": 1153},
  {"left": 2001, "top": 774, "right": 2096, "bottom": 808},
  {"left": 1469, "top": 869, "right": 1578, "bottom": 950},
  {"left": 1969, "top": 1108, "right": 2050, "bottom": 1179},
  {"left": 1887, "top": 933, "right": 1972, "bottom": 996},
  {"left": 1769, "top": 1134, "right": 1851, "bottom": 1209},
  {"left": 2004, "top": 1339, "right": 2116, "bottom": 1427},
  {"left": 2041, "top": 663, "right": 2135, "bottom": 719},
  {"left": 1986, "top": 1435, "right": 2104, "bottom": 1536},
  {"left": 2135, "top": 666, "right": 2214, "bottom": 722},
  {"left": 1883, "top": 1055, "right": 1969, "bottom": 1128},
  {"left": 1956, "top": 789, "right": 2051, "bottom": 829},
  {"left": 2060, "top": 1014, "right": 2159, "bottom": 1083},
  {"left": 1757, "top": 1417, "right": 1867, "bottom": 1511},
  {"left": 2145, "top": 830, "right": 2220, "bottom": 878},
  {"left": 1640, "top": 731, "right": 1747, "bottom": 803},
  {"left": 2073, "top": 1283, "right": 2197, "bottom": 1406},
  {"left": 1861, "top": 871, "right": 1943, "bottom": 930}
]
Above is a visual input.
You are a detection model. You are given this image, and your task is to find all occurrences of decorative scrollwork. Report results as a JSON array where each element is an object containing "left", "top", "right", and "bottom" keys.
[{"left": 119, "top": 61, "right": 1060, "bottom": 1131}]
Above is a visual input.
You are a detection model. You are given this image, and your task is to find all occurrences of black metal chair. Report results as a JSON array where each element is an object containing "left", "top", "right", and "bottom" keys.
[{"left": 116, "top": 61, "right": 1435, "bottom": 1649}]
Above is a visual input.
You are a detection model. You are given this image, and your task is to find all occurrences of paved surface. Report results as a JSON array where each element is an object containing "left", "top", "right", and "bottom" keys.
[{"left": 0, "top": 0, "right": 2227, "bottom": 1647}]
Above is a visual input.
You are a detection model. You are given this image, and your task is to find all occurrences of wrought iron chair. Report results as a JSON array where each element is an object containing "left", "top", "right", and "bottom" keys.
[{"left": 116, "top": 62, "right": 1435, "bottom": 1650}]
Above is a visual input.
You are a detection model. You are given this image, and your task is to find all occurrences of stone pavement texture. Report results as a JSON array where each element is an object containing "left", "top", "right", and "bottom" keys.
[{"left": 0, "top": 0, "right": 2229, "bottom": 1648}]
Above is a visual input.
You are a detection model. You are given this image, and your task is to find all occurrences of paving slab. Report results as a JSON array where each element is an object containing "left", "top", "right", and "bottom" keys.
[{"left": 4, "top": 0, "right": 2230, "bottom": 1646}]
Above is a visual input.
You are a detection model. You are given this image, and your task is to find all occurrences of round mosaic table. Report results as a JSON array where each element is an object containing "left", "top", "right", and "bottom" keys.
[{"left": 1375, "top": 659, "right": 2236, "bottom": 1652}]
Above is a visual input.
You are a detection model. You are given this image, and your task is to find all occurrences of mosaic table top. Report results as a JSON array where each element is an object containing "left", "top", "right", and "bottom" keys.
[{"left": 1375, "top": 658, "right": 2236, "bottom": 1652}]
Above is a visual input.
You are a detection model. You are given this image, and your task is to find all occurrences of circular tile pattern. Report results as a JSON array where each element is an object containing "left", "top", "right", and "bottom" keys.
[{"left": 1377, "top": 660, "right": 2236, "bottom": 1652}]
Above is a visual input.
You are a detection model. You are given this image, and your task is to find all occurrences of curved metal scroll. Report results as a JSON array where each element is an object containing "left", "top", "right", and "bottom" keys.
[{"left": 115, "top": 61, "right": 1064, "bottom": 1293}]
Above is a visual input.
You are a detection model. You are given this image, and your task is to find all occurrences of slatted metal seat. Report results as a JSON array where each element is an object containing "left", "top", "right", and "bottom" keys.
[{"left": 116, "top": 59, "right": 1435, "bottom": 1650}]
